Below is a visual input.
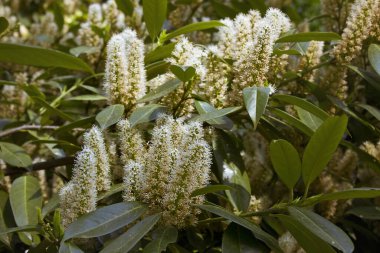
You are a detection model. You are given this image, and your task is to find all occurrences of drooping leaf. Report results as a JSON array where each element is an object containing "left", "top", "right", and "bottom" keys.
[
  {"left": 276, "top": 32, "right": 341, "bottom": 43},
  {"left": 129, "top": 104, "right": 167, "bottom": 127},
  {"left": 346, "top": 206, "right": 380, "bottom": 220},
  {"left": 0, "top": 43, "right": 93, "bottom": 73},
  {"left": 302, "top": 115, "right": 348, "bottom": 187},
  {"left": 194, "top": 101, "right": 234, "bottom": 130},
  {"left": 368, "top": 44, "right": 380, "bottom": 76},
  {"left": 197, "top": 204, "right": 281, "bottom": 252},
  {"left": 222, "top": 223, "right": 266, "bottom": 253},
  {"left": 164, "top": 21, "right": 224, "bottom": 42},
  {"left": 275, "top": 214, "right": 336, "bottom": 253},
  {"left": 191, "top": 184, "right": 234, "bottom": 197},
  {"left": 100, "top": 214, "right": 161, "bottom": 253},
  {"left": 96, "top": 104, "right": 125, "bottom": 130},
  {"left": 0, "top": 142, "right": 32, "bottom": 168},
  {"left": 170, "top": 65, "right": 196, "bottom": 82},
  {"left": 143, "top": 0, "right": 167, "bottom": 40},
  {"left": 243, "top": 86, "right": 270, "bottom": 129},
  {"left": 288, "top": 207, "right": 354, "bottom": 253},
  {"left": 63, "top": 202, "right": 146, "bottom": 241},
  {"left": 138, "top": 78, "right": 181, "bottom": 103},
  {"left": 143, "top": 226, "right": 178, "bottom": 253},
  {"left": 269, "top": 139, "right": 301, "bottom": 190}
]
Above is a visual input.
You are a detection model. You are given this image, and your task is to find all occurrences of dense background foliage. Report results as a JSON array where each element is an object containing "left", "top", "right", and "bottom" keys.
[{"left": 1, "top": 0, "right": 380, "bottom": 252}]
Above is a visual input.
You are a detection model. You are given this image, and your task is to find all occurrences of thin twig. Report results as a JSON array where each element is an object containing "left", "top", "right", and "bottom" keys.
[{"left": 0, "top": 125, "right": 59, "bottom": 138}]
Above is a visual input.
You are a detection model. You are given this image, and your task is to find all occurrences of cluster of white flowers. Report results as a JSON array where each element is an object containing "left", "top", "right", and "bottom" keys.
[
  {"left": 120, "top": 116, "right": 211, "bottom": 228},
  {"left": 104, "top": 28, "right": 146, "bottom": 109},
  {"left": 59, "top": 147, "right": 97, "bottom": 227}
]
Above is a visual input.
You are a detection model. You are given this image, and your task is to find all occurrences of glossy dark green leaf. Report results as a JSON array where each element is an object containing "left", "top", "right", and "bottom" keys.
[
  {"left": 0, "top": 17, "right": 9, "bottom": 35},
  {"left": 54, "top": 116, "right": 95, "bottom": 134},
  {"left": 143, "top": 0, "right": 167, "bottom": 40},
  {"left": 31, "top": 96, "right": 75, "bottom": 122},
  {"left": 197, "top": 204, "right": 281, "bottom": 252},
  {"left": 368, "top": 44, "right": 380, "bottom": 76},
  {"left": 191, "top": 184, "right": 234, "bottom": 197},
  {"left": 100, "top": 214, "right": 161, "bottom": 253},
  {"left": 191, "top": 106, "right": 241, "bottom": 122},
  {"left": 269, "top": 139, "right": 301, "bottom": 190},
  {"left": 243, "top": 86, "right": 270, "bottom": 129},
  {"left": 143, "top": 226, "right": 178, "bottom": 253},
  {"left": 222, "top": 223, "right": 265, "bottom": 253},
  {"left": 346, "top": 206, "right": 380, "bottom": 220},
  {"left": 288, "top": 207, "right": 354, "bottom": 253},
  {"left": 170, "top": 65, "right": 196, "bottom": 82},
  {"left": 146, "top": 61, "right": 170, "bottom": 79},
  {"left": 275, "top": 214, "right": 336, "bottom": 253},
  {"left": 276, "top": 32, "right": 341, "bottom": 43},
  {"left": 115, "top": 0, "right": 134, "bottom": 16},
  {"left": 129, "top": 104, "right": 167, "bottom": 127},
  {"left": 0, "top": 43, "right": 93, "bottom": 73},
  {"left": 138, "top": 78, "right": 181, "bottom": 103},
  {"left": 194, "top": 101, "right": 233, "bottom": 130},
  {"left": 164, "top": 21, "right": 224, "bottom": 42},
  {"left": 96, "top": 104, "right": 125, "bottom": 130},
  {"left": 63, "top": 202, "right": 146, "bottom": 241},
  {"left": 270, "top": 108, "right": 314, "bottom": 136},
  {"left": 302, "top": 115, "right": 348, "bottom": 187},
  {"left": 295, "top": 106, "right": 323, "bottom": 131},
  {"left": 0, "top": 142, "right": 32, "bottom": 168}
]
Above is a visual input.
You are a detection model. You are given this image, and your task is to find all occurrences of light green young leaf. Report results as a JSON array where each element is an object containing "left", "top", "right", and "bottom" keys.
[
  {"left": 288, "top": 207, "right": 354, "bottom": 253},
  {"left": 138, "top": 78, "right": 181, "bottom": 103},
  {"left": 243, "top": 86, "right": 270, "bottom": 129},
  {"left": 0, "top": 43, "right": 93, "bottom": 73},
  {"left": 63, "top": 202, "right": 146, "bottom": 241},
  {"left": 269, "top": 139, "right": 301, "bottom": 190},
  {"left": 302, "top": 115, "right": 348, "bottom": 187},
  {"left": 143, "top": 0, "right": 167, "bottom": 40},
  {"left": 100, "top": 214, "right": 161, "bottom": 253},
  {"left": 129, "top": 104, "right": 167, "bottom": 127},
  {"left": 143, "top": 226, "right": 178, "bottom": 253},
  {"left": 197, "top": 204, "right": 281, "bottom": 252},
  {"left": 0, "top": 142, "right": 32, "bottom": 168},
  {"left": 275, "top": 214, "right": 336, "bottom": 253},
  {"left": 96, "top": 104, "right": 125, "bottom": 130},
  {"left": 276, "top": 32, "right": 341, "bottom": 43},
  {"left": 368, "top": 44, "right": 380, "bottom": 76}
]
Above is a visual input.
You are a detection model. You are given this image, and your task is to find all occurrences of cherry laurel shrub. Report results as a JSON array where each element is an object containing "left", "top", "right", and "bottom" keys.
[{"left": 1, "top": 0, "right": 380, "bottom": 252}]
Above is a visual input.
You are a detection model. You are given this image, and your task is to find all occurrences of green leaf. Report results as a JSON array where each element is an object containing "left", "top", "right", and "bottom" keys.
[
  {"left": 69, "top": 46, "right": 99, "bottom": 57},
  {"left": 197, "top": 204, "right": 281, "bottom": 252},
  {"left": 273, "top": 48, "right": 302, "bottom": 56},
  {"left": 0, "top": 191, "right": 11, "bottom": 246},
  {"left": 143, "top": 0, "right": 167, "bottom": 40},
  {"left": 164, "top": 21, "right": 224, "bottom": 42},
  {"left": 129, "top": 104, "right": 167, "bottom": 127},
  {"left": 67, "top": 94, "right": 107, "bottom": 101},
  {"left": 347, "top": 65, "right": 380, "bottom": 91},
  {"left": 302, "top": 115, "right": 348, "bottom": 187},
  {"left": 346, "top": 206, "right": 380, "bottom": 220},
  {"left": 115, "top": 0, "right": 134, "bottom": 16},
  {"left": 170, "top": 65, "right": 196, "bottom": 82},
  {"left": 222, "top": 223, "right": 266, "bottom": 253},
  {"left": 272, "top": 94, "right": 329, "bottom": 120},
  {"left": 42, "top": 194, "right": 60, "bottom": 217},
  {"left": 59, "top": 242, "right": 84, "bottom": 253},
  {"left": 295, "top": 106, "right": 324, "bottom": 131},
  {"left": 63, "top": 202, "right": 146, "bottom": 241},
  {"left": 357, "top": 104, "right": 380, "bottom": 121},
  {"left": 146, "top": 61, "right": 170, "bottom": 80},
  {"left": 303, "top": 188, "right": 380, "bottom": 205},
  {"left": 275, "top": 214, "right": 336, "bottom": 253},
  {"left": 191, "top": 185, "right": 234, "bottom": 197},
  {"left": 194, "top": 101, "right": 233, "bottom": 130},
  {"left": 97, "top": 183, "right": 126, "bottom": 201},
  {"left": 100, "top": 214, "right": 161, "bottom": 253},
  {"left": 31, "top": 96, "right": 75, "bottom": 122},
  {"left": 368, "top": 44, "right": 380, "bottom": 76},
  {"left": 269, "top": 139, "right": 301, "bottom": 190},
  {"left": 138, "top": 78, "right": 181, "bottom": 103},
  {"left": 0, "top": 225, "right": 40, "bottom": 236},
  {"left": 145, "top": 43, "right": 175, "bottom": 64},
  {"left": 0, "top": 17, "right": 9, "bottom": 35},
  {"left": 96, "top": 104, "right": 125, "bottom": 130},
  {"left": 243, "top": 86, "right": 270, "bottom": 129},
  {"left": 276, "top": 32, "right": 341, "bottom": 43},
  {"left": 143, "top": 226, "right": 178, "bottom": 253},
  {"left": 288, "top": 207, "right": 354, "bottom": 253},
  {"left": 54, "top": 116, "right": 95, "bottom": 134},
  {"left": 0, "top": 142, "right": 32, "bottom": 168},
  {"left": 270, "top": 108, "right": 314, "bottom": 136},
  {"left": 191, "top": 106, "right": 241, "bottom": 122},
  {"left": 0, "top": 43, "right": 93, "bottom": 73}
]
